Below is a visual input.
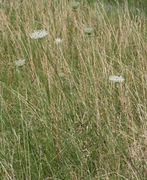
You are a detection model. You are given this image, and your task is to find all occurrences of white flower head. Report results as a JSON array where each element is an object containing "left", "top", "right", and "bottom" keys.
[
  {"left": 29, "top": 29, "right": 48, "bottom": 39},
  {"left": 109, "top": 75, "right": 124, "bottom": 83},
  {"left": 15, "top": 59, "right": 26, "bottom": 67},
  {"left": 84, "top": 27, "right": 94, "bottom": 35},
  {"left": 55, "top": 38, "right": 62, "bottom": 45},
  {"left": 71, "top": 2, "right": 80, "bottom": 11}
]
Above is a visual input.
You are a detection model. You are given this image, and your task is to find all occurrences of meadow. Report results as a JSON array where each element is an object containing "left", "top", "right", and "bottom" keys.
[{"left": 0, "top": 0, "right": 147, "bottom": 179}]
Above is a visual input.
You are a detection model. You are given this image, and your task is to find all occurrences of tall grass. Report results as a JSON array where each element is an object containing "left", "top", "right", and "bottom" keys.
[{"left": 0, "top": 0, "right": 146, "bottom": 179}]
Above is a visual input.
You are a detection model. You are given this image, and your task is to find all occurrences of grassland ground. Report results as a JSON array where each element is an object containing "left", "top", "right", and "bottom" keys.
[{"left": 0, "top": 0, "right": 147, "bottom": 179}]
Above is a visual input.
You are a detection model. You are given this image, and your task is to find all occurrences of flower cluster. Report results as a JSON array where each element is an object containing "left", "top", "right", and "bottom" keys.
[
  {"left": 29, "top": 29, "right": 48, "bottom": 39},
  {"left": 109, "top": 75, "right": 124, "bottom": 83},
  {"left": 15, "top": 59, "right": 26, "bottom": 67}
]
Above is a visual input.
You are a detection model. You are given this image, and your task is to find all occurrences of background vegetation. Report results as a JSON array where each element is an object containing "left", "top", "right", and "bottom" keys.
[{"left": 0, "top": 0, "right": 146, "bottom": 179}]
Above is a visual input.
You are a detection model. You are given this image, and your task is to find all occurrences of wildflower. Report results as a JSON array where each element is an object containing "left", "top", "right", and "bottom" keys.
[
  {"left": 59, "top": 72, "right": 65, "bottom": 78},
  {"left": 71, "top": 2, "right": 80, "bottom": 11},
  {"left": 84, "top": 27, "right": 94, "bottom": 35},
  {"left": 15, "top": 59, "right": 26, "bottom": 67},
  {"left": 55, "top": 38, "right": 62, "bottom": 45},
  {"left": 29, "top": 29, "right": 48, "bottom": 39},
  {"left": 109, "top": 75, "right": 124, "bottom": 83}
]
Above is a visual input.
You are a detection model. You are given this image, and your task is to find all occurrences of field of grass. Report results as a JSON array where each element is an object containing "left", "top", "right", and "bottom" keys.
[{"left": 0, "top": 0, "right": 147, "bottom": 179}]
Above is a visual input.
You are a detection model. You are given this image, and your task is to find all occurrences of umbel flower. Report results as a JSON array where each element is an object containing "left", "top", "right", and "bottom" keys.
[
  {"left": 15, "top": 59, "right": 26, "bottom": 67},
  {"left": 29, "top": 29, "right": 48, "bottom": 39},
  {"left": 55, "top": 38, "right": 62, "bottom": 45},
  {"left": 84, "top": 27, "right": 94, "bottom": 35},
  {"left": 109, "top": 75, "right": 124, "bottom": 83},
  {"left": 71, "top": 1, "right": 80, "bottom": 11}
]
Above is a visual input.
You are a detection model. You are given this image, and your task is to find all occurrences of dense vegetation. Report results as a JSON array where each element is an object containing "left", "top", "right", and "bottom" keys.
[{"left": 0, "top": 0, "right": 146, "bottom": 179}]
